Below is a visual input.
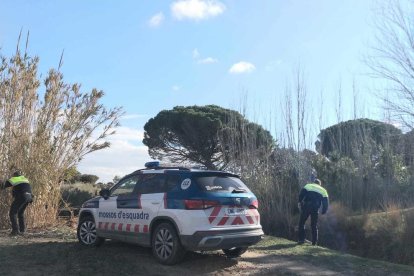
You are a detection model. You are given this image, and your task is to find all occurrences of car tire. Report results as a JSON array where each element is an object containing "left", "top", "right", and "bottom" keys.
[
  {"left": 222, "top": 247, "right": 248, "bottom": 258},
  {"left": 77, "top": 215, "right": 105, "bottom": 247},
  {"left": 152, "top": 222, "right": 186, "bottom": 265}
]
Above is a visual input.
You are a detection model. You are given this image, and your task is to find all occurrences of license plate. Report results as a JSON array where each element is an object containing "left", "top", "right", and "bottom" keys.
[{"left": 226, "top": 207, "right": 246, "bottom": 216}]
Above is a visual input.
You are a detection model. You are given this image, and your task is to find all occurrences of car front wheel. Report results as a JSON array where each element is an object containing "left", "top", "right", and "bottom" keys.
[
  {"left": 152, "top": 222, "right": 186, "bottom": 265},
  {"left": 77, "top": 216, "right": 105, "bottom": 246}
]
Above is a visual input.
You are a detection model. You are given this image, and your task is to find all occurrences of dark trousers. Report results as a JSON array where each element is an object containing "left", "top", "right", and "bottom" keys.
[
  {"left": 9, "top": 196, "right": 30, "bottom": 233},
  {"left": 298, "top": 207, "right": 319, "bottom": 244}
]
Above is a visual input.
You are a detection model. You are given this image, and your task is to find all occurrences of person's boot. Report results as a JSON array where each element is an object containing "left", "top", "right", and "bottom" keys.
[
  {"left": 9, "top": 230, "right": 19, "bottom": 236},
  {"left": 18, "top": 221, "right": 26, "bottom": 236},
  {"left": 18, "top": 217, "right": 26, "bottom": 234},
  {"left": 297, "top": 239, "right": 311, "bottom": 245}
]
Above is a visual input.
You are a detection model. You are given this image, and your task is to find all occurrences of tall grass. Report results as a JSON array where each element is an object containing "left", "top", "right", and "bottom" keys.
[{"left": 0, "top": 36, "right": 122, "bottom": 229}]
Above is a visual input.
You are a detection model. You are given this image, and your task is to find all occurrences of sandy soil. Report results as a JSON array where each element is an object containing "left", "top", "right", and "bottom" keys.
[{"left": 0, "top": 229, "right": 409, "bottom": 276}]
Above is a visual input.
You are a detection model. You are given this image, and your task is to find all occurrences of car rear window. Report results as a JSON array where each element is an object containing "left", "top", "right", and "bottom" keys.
[{"left": 195, "top": 175, "right": 251, "bottom": 193}]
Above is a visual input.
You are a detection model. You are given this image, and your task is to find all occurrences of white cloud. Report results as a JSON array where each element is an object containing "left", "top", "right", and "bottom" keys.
[
  {"left": 110, "top": 126, "right": 144, "bottom": 141},
  {"left": 171, "top": 0, "right": 225, "bottom": 21},
  {"left": 192, "top": 48, "right": 218, "bottom": 64},
  {"left": 198, "top": 57, "right": 218, "bottom": 64},
  {"left": 229, "top": 61, "right": 256, "bottom": 74},
  {"left": 148, "top": 12, "right": 165, "bottom": 27},
  {"left": 172, "top": 85, "right": 181, "bottom": 91},
  {"left": 78, "top": 126, "right": 150, "bottom": 182},
  {"left": 121, "top": 114, "right": 148, "bottom": 120}
]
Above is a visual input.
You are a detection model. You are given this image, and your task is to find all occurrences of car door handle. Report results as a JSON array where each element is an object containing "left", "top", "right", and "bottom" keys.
[
  {"left": 119, "top": 202, "right": 127, "bottom": 206},
  {"left": 151, "top": 202, "right": 160, "bottom": 205}
]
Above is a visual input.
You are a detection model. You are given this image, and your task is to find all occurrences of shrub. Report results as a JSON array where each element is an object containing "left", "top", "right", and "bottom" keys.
[
  {"left": 60, "top": 183, "right": 100, "bottom": 208},
  {"left": 79, "top": 174, "right": 99, "bottom": 184},
  {"left": 318, "top": 203, "right": 352, "bottom": 250},
  {"left": 362, "top": 208, "right": 405, "bottom": 260},
  {"left": 318, "top": 204, "right": 414, "bottom": 265}
]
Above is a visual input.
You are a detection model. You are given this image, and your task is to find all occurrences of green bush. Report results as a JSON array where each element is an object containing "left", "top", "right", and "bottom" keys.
[
  {"left": 60, "top": 183, "right": 100, "bottom": 208},
  {"left": 79, "top": 174, "right": 99, "bottom": 184}
]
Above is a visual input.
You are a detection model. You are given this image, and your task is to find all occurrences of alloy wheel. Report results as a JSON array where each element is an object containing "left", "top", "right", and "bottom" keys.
[
  {"left": 154, "top": 228, "right": 174, "bottom": 260},
  {"left": 79, "top": 220, "right": 97, "bottom": 245}
]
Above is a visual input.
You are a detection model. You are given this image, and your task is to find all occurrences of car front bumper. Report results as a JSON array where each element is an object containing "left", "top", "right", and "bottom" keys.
[{"left": 180, "top": 227, "right": 264, "bottom": 251}]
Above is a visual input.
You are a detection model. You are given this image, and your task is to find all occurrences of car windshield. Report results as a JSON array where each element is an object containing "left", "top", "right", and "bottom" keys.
[{"left": 195, "top": 175, "right": 251, "bottom": 193}]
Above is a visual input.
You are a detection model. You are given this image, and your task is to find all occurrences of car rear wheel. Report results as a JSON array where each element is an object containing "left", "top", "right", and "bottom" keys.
[
  {"left": 223, "top": 247, "right": 248, "bottom": 258},
  {"left": 77, "top": 215, "right": 105, "bottom": 246},
  {"left": 152, "top": 222, "right": 186, "bottom": 265}
]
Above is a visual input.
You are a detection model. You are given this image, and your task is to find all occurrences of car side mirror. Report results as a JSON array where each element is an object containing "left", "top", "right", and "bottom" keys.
[{"left": 99, "top": 188, "right": 111, "bottom": 200}]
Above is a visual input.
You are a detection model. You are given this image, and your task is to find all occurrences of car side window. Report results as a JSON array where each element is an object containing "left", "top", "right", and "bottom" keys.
[
  {"left": 135, "top": 174, "right": 166, "bottom": 194},
  {"left": 111, "top": 175, "right": 139, "bottom": 196},
  {"left": 166, "top": 175, "right": 181, "bottom": 192}
]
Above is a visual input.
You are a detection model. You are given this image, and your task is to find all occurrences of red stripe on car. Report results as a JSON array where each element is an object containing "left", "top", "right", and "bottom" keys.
[
  {"left": 246, "top": 216, "right": 254, "bottom": 224},
  {"left": 111, "top": 223, "right": 116, "bottom": 231},
  {"left": 126, "top": 224, "right": 131, "bottom": 232},
  {"left": 134, "top": 225, "right": 140, "bottom": 233},
  {"left": 231, "top": 216, "right": 244, "bottom": 225},
  {"left": 218, "top": 216, "right": 229, "bottom": 226},
  {"left": 209, "top": 206, "right": 221, "bottom": 223},
  {"left": 104, "top": 222, "right": 110, "bottom": 230},
  {"left": 118, "top": 223, "right": 123, "bottom": 231},
  {"left": 143, "top": 225, "right": 149, "bottom": 233}
]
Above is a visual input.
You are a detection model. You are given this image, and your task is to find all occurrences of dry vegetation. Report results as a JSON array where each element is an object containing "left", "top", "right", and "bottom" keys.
[
  {"left": 2, "top": 0, "right": 414, "bottom": 270},
  {"left": 0, "top": 35, "right": 122, "bottom": 228}
]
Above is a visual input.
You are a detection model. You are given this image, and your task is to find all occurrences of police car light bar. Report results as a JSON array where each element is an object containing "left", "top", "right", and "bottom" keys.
[
  {"left": 145, "top": 161, "right": 160, "bottom": 168},
  {"left": 143, "top": 161, "right": 205, "bottom": 171}
]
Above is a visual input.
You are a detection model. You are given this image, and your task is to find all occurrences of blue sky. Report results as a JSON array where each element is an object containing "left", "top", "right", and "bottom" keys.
[{"left": 0, "top": 0, "right": 378, "bottom": 182}]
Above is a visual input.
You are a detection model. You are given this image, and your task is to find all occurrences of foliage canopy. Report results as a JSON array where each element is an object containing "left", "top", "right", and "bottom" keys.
[
  {"left": 315, "top": 118, "right": 402, "bottom": 160},
  {"left": 143, "top": 105, "right": 275, "bottom": 170}
]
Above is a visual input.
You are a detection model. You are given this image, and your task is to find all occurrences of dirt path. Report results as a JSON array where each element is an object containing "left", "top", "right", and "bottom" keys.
[
  {"left": 0, "top": 229, "right": 411, "bottom": 276},
  {"left": 217, "top": 251, "right": 338, "bottom": 276}
]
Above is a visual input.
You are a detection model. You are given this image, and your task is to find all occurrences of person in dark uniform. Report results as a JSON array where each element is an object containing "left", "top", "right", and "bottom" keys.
[
  {"left": 3, "top": 170, "right": 33, "bottom": 236},
  {"left": 297, "top": 179, "right": 329, "bottom": 245}
]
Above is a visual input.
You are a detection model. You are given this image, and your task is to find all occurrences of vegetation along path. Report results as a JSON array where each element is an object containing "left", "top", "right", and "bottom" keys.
[{"left": 0, "top": 227, "right": 413, "bottom": 276}]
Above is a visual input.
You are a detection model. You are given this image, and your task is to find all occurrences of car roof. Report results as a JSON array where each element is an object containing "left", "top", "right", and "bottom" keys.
[{"left": 126, "top": 167, "right": 239, "bottom": 178}]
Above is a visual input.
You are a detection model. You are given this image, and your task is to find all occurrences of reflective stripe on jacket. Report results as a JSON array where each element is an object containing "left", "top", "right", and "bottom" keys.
[
  {"left": 303, "top": 183, "right": 328, "bottom": 198},
  {"left": 8, "top": 176, "right": 30, "bottom": 186}
]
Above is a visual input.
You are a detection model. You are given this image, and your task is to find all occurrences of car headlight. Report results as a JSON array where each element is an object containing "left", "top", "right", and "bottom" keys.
[{"left": 82, "top": 201, "right": 99, "bottom": 208}]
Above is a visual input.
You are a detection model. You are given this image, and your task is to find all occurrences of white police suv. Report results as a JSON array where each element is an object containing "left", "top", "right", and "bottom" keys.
[{"left": 77, "top": 162, "right": 263, "bottom": 265}]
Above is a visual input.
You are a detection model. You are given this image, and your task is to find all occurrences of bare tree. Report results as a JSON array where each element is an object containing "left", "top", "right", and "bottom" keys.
[
  {"left": 282, "top": 84, "right": 295, "bottom": 149},
  {"left": 280, "top": 66, "right": 315, "bottom": 194},
  {"left": 317, "top": 89, "right": 325, "bottom": 133},
  {"left": 366, "top": 0, "right": 414, "bottom": 129},
  {"left": 353, "top": 78, "right": 358, "bottom": 120},
  {"left": 335, "top": 80, "right": 343, "bottom": 123},
  {"left": 281, "top": 66, "right": 311, "bottom": 151}
]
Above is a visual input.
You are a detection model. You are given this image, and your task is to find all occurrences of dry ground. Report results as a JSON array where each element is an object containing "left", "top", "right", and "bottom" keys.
[{"left": 0, "top": 226, "right": 413, "bottom": 276}]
